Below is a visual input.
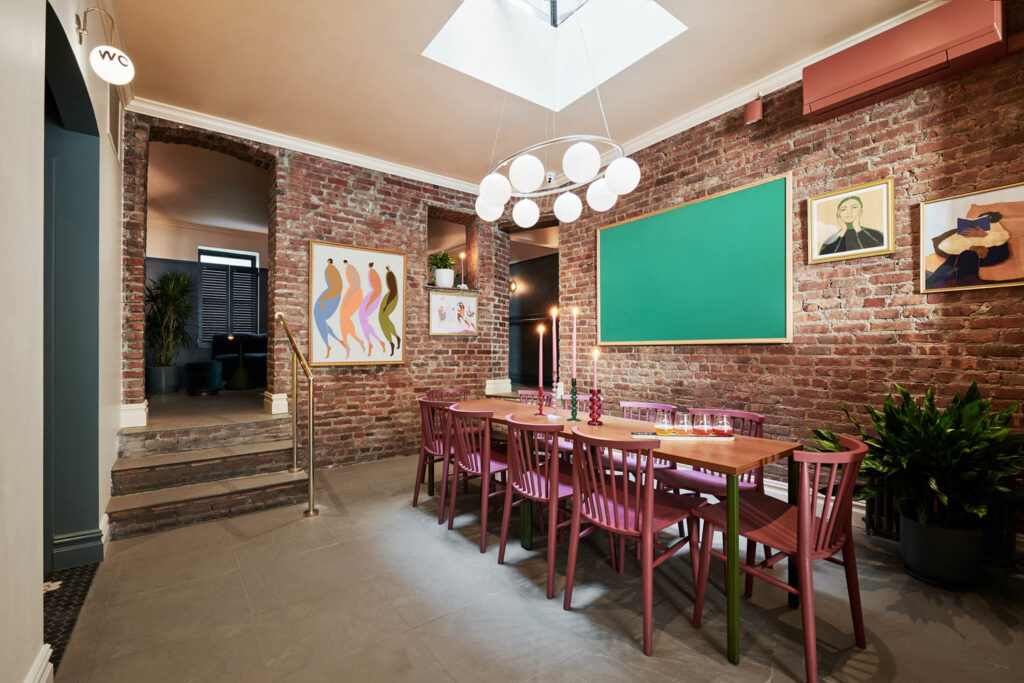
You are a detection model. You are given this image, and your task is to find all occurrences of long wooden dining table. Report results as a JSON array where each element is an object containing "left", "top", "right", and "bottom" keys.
[{"left": 454, "top": 398, "right": 803, "bottom": 665}]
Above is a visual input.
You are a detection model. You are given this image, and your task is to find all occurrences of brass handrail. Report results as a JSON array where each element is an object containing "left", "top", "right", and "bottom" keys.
[{"left": 274, "top": 313, "right": 318, "bottom": 517}]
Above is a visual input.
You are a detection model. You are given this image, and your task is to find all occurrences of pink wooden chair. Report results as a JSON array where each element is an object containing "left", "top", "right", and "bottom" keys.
[
  {"left": 413, "top": 398, "right": 457, "bottom": 521},
  {"left": 692, "top": 436, "right": 868, "bottom": 683},
  {"left": 498, "top": 415, "right": 574, "bottom": 598},
  {"left": 564, "top": 427, "right": 705, "bottom": 656},
  {"left": 611, "top": 401, "right": 677, "bottom": 471},
  {"left": 518, "top": 389, "right": 555, "bottom": 407},
  {"left": 425, "top": 387, "right": 471, "bottom": 402},
  {"left": 447, "top": 405, "right": 508, "bottom": 553}
]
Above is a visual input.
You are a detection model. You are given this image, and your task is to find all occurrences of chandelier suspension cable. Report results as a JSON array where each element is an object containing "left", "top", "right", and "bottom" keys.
[
  {"left": 487, "top": 92, "right": 509, "bottom": 173},
  {"left": 576, "top": 13, "right": 611, "bottom": 140}
]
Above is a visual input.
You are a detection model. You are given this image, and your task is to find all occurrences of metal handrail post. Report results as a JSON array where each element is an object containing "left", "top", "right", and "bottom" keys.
[
  {"left": 304, "top": 376, "right": 318, "bottom": 517},
  {"left": 289, "top": 352, "right": 300, "bottom": 473}
]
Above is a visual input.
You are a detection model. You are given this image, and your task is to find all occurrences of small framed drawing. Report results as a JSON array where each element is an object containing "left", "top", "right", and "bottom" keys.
[
  {"left": 921, "top": 181, "right": 1024, "bottom": 293},
  {"left": 429, "top": 291, "right": 478, "bottom": 336},
  {"left": 807, "top": 177, "right": 894, "bottom": 264}
]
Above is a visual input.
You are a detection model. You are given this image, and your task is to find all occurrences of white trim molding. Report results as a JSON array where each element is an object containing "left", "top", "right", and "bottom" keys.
[
  {"left": 99, "top": 513, "right": 110, "bottom": 552},
  {"left": 263, "top": 391, "right": 289, "bottom": 415},
  {"left": 120, "top": 401, "right": 148, "bottom": 429},
  {"left": 24, "top": 644, "right": 53, "bottom": 683},
  {"left": 623, "top": 1, "right": 945, "bottom": 155},
  {"left": 125, "top": 98, "right": 478, "bottom": 195},
  {"left": 763, "top": 477, "right": 867, "bottom": 517}
]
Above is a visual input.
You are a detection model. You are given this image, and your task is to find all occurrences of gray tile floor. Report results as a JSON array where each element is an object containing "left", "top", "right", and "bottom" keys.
[{"left": 58, "top": 456, "right": 1024, "bottom": 682}]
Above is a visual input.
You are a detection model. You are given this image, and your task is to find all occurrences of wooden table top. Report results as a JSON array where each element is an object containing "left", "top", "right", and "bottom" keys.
[{"left": 455, "top": 398, "right": 803, "bottom": 477}]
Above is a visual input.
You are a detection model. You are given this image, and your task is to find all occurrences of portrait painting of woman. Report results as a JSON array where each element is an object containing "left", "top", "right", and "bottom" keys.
[{"left": 808, "top": 177, "right": 894, "bottom": 264}]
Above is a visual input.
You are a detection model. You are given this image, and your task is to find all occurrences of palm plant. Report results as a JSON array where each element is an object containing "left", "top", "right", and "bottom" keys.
[{"left": 144, "top": 271, "right": 197, "bottom": 367}]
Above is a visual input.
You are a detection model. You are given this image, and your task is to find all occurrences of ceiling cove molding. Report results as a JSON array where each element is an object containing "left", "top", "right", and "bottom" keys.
[
  {"left": 147, "top": 216, "right": 269, "bottom": 236},
  {"left": 623, "top": 0, "right": 946, "bottom": 156},
  {"left": 125, "top": 97, "right": 479, "bottom": 195}
]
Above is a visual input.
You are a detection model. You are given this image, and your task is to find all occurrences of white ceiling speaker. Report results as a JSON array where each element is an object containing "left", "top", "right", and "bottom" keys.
[
  {"left": 586, "top": 179, "right": 617, "bottom": 212},
  {"left": 479, "top": 172, "right": 512, "bottom": 206},
  {"left": 509, "top": 154, "right": 545, "bottom": 193},
  {"left": 562, "top": 141, "right": 601, "bottom": 184},
  {"left": 475, "top": 195, "right": 504, "bottom": 222},
  {"left": 605, "top": 157, "right": 641, "bottom": 195},
  {"left": 553, "top": 191, "right": 582, "bottom": 223},
  {"left": 512, "top": 198, "right": 540, "bottom": 228}
]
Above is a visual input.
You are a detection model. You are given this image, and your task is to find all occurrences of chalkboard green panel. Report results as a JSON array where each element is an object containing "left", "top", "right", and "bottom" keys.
[{"left": 598, "top": 175, "right": 791, "bottom": 344}]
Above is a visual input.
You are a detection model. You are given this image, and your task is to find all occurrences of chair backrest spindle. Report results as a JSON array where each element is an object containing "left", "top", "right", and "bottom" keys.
[{"left": 794, "top": 436, "right": 867, "bottom": 557}]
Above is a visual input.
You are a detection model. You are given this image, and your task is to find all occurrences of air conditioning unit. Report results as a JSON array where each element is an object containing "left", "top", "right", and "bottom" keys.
[{"left": 803, "top": 1, "right": 1006, "bottom": 120}]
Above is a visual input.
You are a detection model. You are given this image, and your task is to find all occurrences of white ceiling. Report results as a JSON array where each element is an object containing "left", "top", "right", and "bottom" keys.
[{"left": 113, "top": 0, "right": 931, "bottom": 184}]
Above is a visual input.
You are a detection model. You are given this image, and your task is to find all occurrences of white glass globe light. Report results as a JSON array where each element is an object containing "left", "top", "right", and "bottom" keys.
[
  {"left": 586, "top": 179, "right": 617, "bottom": 212},
  {"left": 605, "top": 157, "right": 641, "bottom": 195},
  {"left": 89, "top": 45, "right": 135, "bottom": 85},
  {"left": 475, "top": 195, "right": 504, "bottom": 222},
  {"left": 512, "top": 199, "right": 540, "bottom": 228},
  {"left": 553, "top": 191, "right": 583, "bottom": 223},
  {"left": 509, "top": 154, "right": 545, "bottom": 193},
  {"left": 562, "top": 142, "right": 601, "bottom": 184},
  {"left": 479, "top": 173, "right": 511, "bottom": 206}
]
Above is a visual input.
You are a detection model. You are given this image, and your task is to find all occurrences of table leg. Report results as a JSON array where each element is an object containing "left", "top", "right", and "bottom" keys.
[
  {"left": 726, "top": 473, "right": 740, "bottom": 664},
  {"left": 787, "top": 456, "right": 800, "bottom": 609},
  {"left": 520, "top": 500, "right": 533, "bottom": 550}
]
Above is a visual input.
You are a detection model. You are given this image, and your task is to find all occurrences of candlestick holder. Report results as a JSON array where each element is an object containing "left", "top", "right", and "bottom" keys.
[
  {"left": 569, "top": 378, "right": 581, "bottom": 422},
  {"left": 587, "top": 388, "right": 603, "bottom": 426},
  {"left": 536, "top": 384, "right": 545, "bottom": 416}
]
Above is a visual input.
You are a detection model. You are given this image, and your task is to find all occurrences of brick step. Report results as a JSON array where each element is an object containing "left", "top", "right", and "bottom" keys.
[
  {"left": 106, "top": 470, "right": 308, "bottom": 540},
  {"left": 118, "top": 416, "right": 293, "bottom": 458},
  {"left": 111, "top": 439, "right": 295, "bottom": 495}
]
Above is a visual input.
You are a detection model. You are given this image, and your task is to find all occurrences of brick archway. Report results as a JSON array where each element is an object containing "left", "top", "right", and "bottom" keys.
[{"left": 120, "top": 112, "right": 279, "bottom": 410}]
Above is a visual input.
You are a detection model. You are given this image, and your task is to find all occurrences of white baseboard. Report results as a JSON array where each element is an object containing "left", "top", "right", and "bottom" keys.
[
  {"left": 24, "top": 644, "right": 53, "bottom": 683},
  {"left": 762, "top": 477, "right": 866, "bottom": 516},
  {"left": 485, "top": 378, "right": 512, "bottom": 395},
  {"left": 119, "top": 401, "right": 148, "bottom": 428},
  {"left": 263, "top": 391, "right": 289, "bottom": 415},
  {"left": 99, "top": 513, "right": 109, "bottom": 553}
]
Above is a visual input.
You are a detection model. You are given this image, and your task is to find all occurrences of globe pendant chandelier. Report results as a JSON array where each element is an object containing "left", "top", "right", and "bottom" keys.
[{"left": 474, "top": 4, "right": 641, "bottom": 228}]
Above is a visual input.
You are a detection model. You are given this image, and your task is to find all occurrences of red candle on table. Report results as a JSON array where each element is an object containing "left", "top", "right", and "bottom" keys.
[
  {"left": 551, "top": 307, "right": 558, "bottom": 387},
  {"left": 592, "top": 348, "right": 598, "bottom": 391},
  {"left": 538, "top": 324, "right": 545, "bottom": 388}
]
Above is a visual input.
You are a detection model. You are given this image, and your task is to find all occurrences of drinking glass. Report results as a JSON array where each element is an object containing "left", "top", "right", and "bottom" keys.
[
  {"left": 693, "top": 413, "right": 713, "bottom": 436},
  {"left": 654, "top": 413, "right": 673, "bottom": 436},
  {"left": 713, "top": 414, "right": 733, "bottom": 437},
  {"left": 675, "top": 412, "right": 693, "bottom": 436}
]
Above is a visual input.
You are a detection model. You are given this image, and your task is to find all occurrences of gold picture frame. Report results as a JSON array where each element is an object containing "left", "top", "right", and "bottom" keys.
[
  {"left": 307, "top": 240, "right": 406, "bottom": 366},
  {"left": 920, "top": 180, "right": 1024, "bottom": 294},
  {"left": 807, "top": 177, "right": 894, "bottom": 264},
  {"left": 428, "top": 290, "right": 479, "bottom": 336}
]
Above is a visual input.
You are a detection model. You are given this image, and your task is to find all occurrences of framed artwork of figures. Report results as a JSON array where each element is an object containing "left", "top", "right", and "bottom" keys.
[
  {"left": 920, "top": 181, "right": 1024, "bottom": 294},
  {"left": 429, "top": 291, "right": 478, "bottom": 336},
  {"left": 308, "top": 240, "right": 405, "bottom": 365},
  {"left": 807, "top": 177, "right": 894, "bottom": 264}
]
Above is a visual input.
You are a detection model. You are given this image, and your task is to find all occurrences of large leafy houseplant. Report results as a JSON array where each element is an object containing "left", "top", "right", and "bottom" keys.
[{"left": 145, "top": 271, "right": 197, "bottom": 367}]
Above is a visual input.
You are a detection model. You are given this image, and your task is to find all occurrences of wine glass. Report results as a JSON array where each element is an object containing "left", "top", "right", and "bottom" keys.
[
  {"left": 693, "top": 413, "right": 713, "bottom": 436},
  {"left": 654, "top": 413, "right": 673, "bottom": 436},
  {"left": 713, "top": 414, "right": 733, "bottom": 437},
  {"left": 675, "top": 412, "right": 693, "bottom": 436}
]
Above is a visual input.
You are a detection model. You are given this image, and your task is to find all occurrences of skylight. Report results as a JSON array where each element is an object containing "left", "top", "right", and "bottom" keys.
[{"left": 422, "top": 0, "right": 687, "bottom": 112}]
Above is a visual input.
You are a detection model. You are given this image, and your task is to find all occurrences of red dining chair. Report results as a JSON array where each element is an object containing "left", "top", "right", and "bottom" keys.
[
  {"left": 691, "top": 436, "right": 868, "bottom": 683},
  {"left": 447, "top": 405, "right": 508, "bottom": 553},
  {"left": 564, "top": 427, "right": 705, "bottom": 656},
  {"left": 425, "top": 387, "right": 472, "bottom": 402},
  {"left": 413, "top": 398, "right": 457, "bottom": 520},
  {"left": 611, "top": 401, "right": 677, "bottom": 471},
  {"left": 498, "top": 415, "right": 574, "bottom": 598},
  {"left": 518, "top": 389, "right": 556, "bottom": 407}
]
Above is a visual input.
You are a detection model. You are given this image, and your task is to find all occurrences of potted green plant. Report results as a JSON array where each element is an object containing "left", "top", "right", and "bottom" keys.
[
  {"left": 144, "top": 271, "right": 198, "bottom": 394},
  {"left": 814, "top": 383, "right": 1024, "bottom": 588},
  {"left": 428, "top": 251, "right": 456, "bottom": 288}
]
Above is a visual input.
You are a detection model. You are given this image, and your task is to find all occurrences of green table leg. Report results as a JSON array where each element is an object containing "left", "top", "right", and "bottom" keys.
[
  {"left": 787, "top": 457, "right": 800, "bottom": 609},
  {"left": 520, "top": 500, "right": 533, "bottom": 550},
  {"left": 427, "top": 461, "right": 435, "bottom": 497},
  {"left": 727, "top": 473, "right": 740, "bottom": 664}
]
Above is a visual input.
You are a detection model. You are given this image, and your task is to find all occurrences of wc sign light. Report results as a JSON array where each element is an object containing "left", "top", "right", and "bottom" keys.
[{"left": 89, "top": 45, "right": 134, "bottom": 85}]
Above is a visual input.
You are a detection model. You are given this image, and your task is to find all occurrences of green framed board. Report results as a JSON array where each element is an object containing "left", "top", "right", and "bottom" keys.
[{"left": 598, "top": 173, "right": 792, "bottom": 345}]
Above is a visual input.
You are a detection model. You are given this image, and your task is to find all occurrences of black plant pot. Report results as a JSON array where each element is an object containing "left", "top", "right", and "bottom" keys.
[
  {"left": 900, "top": 514, "right": 982, "bottom": 589},
  {"left": 146, "top": 365, "right": 178, "bottom": 395}
]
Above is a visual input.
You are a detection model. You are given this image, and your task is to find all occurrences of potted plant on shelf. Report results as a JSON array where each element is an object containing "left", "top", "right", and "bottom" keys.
[
  {"left": 428, "top": 251, "right": 456, "bottom": 288},
  {"left": 144, "top": 271, "right": 197, "bottom": 394},
  {"left": 813, "top": 383, "right": 1024, "bottom": 588}
]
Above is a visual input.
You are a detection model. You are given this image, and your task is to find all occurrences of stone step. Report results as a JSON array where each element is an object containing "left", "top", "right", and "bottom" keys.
[
  {"left": 106, "top": 470, "right": 308, "bottom": 540},
  {"left": 118, "top": 416, "right": 293, "bottom": 458},
  {"left": 111, "top": 439, "right": 295, "bottom": 495}
]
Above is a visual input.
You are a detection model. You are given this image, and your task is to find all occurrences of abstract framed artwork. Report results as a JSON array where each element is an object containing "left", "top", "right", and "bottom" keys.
[
  {"left": 308, "top": 240, "right": 405, "bottom": 365},
  {"left": 807, "top": 177, "right": 894, "bottom": 264},
  {"left": 920, "top": 181, "right": 1024, "bottom": 294},
  {"left": 429, "top": 291, "right": 478, "bottom": 336}
]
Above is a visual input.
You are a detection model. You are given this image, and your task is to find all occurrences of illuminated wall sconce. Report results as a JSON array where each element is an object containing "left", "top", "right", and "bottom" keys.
[
  {"left": 744, "top": 95, "right": 763, "bottom": 125},
  {"left": 75, "top": 7, "right": 135, "bottom": 85},
  {"left": 509, "top": 279, "right": 518, "bottom": 293}
]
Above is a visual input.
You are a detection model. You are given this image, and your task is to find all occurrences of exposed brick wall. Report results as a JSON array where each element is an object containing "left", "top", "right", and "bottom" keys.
[
  {"left": 559, "top": 51, "right": 1024, "bottom": 464},
  {"left": 122, "top": 114, "right": 510, "bottom": 466}
]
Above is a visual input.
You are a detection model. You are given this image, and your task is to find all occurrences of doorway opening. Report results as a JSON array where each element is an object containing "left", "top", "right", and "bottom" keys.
[{"left": 508, "top": 221, "right": 559, "bottom": 389}]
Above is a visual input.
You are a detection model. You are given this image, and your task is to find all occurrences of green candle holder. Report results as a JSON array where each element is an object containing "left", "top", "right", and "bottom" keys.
[{"left": 568, "top": 378, "right": 581, "bottom": 422}]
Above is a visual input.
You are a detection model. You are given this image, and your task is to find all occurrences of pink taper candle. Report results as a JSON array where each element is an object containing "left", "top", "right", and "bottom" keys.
[
  {"left": 538, "top": 324, "right": 545, "bottom": 388},
  {"left": 551, "top": 307, "right": 558, "bottom": 386},
  {"left": 592, "top": 348, "right": 599, "bottom": 391},
  {"left": 459, "top": 252, "right": 465, "bottom": 285},
  {"left": 571, "top": 307, "right": 578, "bottom": 379}
]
